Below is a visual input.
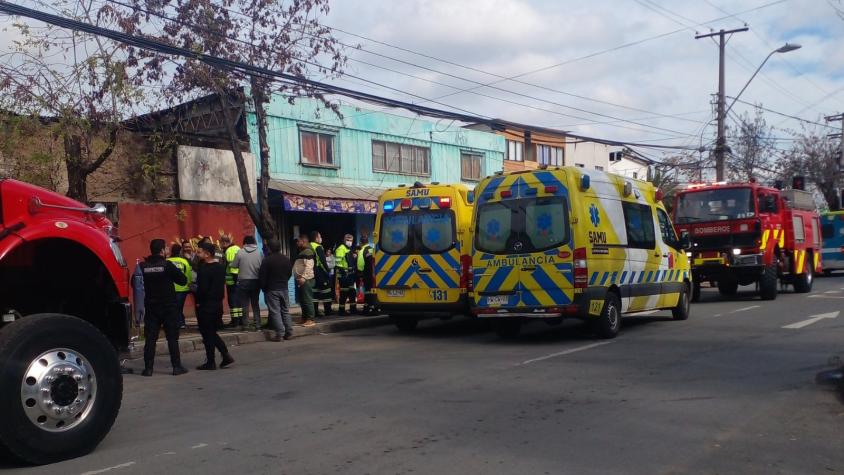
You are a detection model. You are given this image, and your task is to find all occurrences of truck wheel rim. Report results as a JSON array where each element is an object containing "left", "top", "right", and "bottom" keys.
[
  {"left": 20, "top": 348, "right": 98, "bottom": 432},
  {"left": 608, "top": 303, "right": 619, "bottom": 329}
]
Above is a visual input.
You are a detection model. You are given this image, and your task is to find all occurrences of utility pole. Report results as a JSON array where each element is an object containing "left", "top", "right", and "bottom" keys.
[
  {"left": 696, "top": 27, "right": 748, "bottom": 181},
  {"left": 827, "top": 113, "right": 844, "bottom": 209}
]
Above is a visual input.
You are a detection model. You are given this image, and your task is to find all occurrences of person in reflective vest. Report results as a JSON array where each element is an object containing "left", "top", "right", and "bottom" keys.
[
  {"left": 309, "top": 231, "right": 333, "bottom": 317},
  {"left": 167, "top": 243, "right": 193, "bottom": 329},
  {"left": 220, "top": 235, "right": 242, "bottom": 328},
  {"left": 356, "top": 237, "right": 375, "bottom": 316},
  {"left": 334, "top": 234, "right": 356, "bottom": 316}
]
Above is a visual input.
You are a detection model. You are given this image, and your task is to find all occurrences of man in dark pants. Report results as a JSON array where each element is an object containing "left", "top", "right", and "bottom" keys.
[
  {"left": 195, "top": 241, "right": 235, "bottom": 370},
  {"left": 259, "top": 238, "right": 293, "bottom": 341},
  {"left": 140, "top": 239, "right": 189, "bottom": 377}
]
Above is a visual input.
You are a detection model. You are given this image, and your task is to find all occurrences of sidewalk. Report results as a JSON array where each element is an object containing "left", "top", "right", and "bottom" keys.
[{"left": 122, "top": 306, "right": 390, "bottom": 360}]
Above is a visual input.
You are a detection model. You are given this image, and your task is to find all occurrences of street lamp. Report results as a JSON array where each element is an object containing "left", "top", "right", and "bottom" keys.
[{"left": 725, "top": 43, "right": 802, "bottom": 117}]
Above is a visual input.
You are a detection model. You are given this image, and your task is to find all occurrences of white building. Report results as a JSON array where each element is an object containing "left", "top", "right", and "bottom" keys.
[
  {"left": 566, "top": 141, "right": 615, "bottom": 171},
  {"left": 610, "top": 152, "right": 652, "bottom": 181}
]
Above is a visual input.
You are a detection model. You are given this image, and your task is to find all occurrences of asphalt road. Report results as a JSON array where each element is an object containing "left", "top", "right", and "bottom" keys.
[{"left": 5, "top": 277, "right": 844, "bottom": 475}]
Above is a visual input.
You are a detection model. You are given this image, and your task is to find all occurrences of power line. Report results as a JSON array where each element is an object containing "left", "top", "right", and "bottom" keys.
[
  {"left": 102, "top": 0, "right": 704, "bottom": 138},
  {"left": 726, "top": 96, "right": 837, "bottom": 129},
  {"left": 0, "top": 1, "right": 702, "bottom": 152}
]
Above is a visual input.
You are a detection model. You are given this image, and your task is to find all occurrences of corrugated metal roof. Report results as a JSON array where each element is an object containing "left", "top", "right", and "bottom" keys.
[{"left": 269, "top": 179, "right": 384, "bottom": 202}]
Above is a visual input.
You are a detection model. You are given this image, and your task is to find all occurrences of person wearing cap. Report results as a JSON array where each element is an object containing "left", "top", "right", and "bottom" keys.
[
  {"left": 219, "top": 234, "right": 242, "bottom": 328},
  {"left": 334, "top": 234, "right": 356, "bottom": 316}
]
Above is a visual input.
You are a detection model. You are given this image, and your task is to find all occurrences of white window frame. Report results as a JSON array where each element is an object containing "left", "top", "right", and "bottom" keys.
[
  {"left": 299, "top": 127, "right": 338, "bottom": 168},
  {"left": 460, "top": 151, "right": 484, "bottom": 182},
  {"left": 506, "top": 139, "right": 524, "bottom": 162},
  {"left": 536, "top": 144, "right": 564, "bottom": 166},
  {"left": 372, "top": 140, "right": 430, "bottom": 176}
]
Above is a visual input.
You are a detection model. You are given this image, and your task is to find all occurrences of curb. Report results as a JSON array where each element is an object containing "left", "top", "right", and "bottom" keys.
[{"left": 121, "top": 314, "right": 391, "bottom": 360}]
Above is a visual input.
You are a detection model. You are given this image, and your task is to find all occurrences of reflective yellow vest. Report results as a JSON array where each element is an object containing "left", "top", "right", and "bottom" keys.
[
  {"left": 335, "top": 244, "right": 350, "bottom": 269},
  {"left": 310, "top": 242, "right": 328, "bottom": 272},
  {"left": 167, "top": 256, "right": 192, "bottom": 293},
  {"left": 357, "top": 244, "right": 372, "bottom": 272},
  {"left": 225, "top": 245, "right": 240, "bottom": 285}
]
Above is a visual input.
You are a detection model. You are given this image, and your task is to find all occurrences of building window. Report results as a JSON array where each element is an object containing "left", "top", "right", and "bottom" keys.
[
  {"left": 595, "top": 165, "right": 604, "bottom": 171},
  {"left": 575, "top": 163, "right": 585, "bottom": 168},
  {"left": 371, "top": 140, "right": 430, "bottom": 176},
  {"left": 632, "top": 172, "right": 638, "bottom": 179},
  {"left": 536, "top": 144, "right": 564, "bottom": 166},
  {"left": 300, "top": 130, "right": 336, "bottom": 167},
  {"left": 461, "top": 151, "right": 483, "bottom": 181},
  {"left": 506, "top": 140, "right": 524, "bottom": 162}
]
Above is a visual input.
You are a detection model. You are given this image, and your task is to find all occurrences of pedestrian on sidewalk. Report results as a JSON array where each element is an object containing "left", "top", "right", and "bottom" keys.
[
  {"left": 259, "top": 238, "right": 293, "bottom": 341},
  {"left": 194, "top": 241, "right": 235, "bottom": 370},
  {"left": 334, "top": 234, "right": 356, "bottom": 316},
  {"left": 356, "top": 236, "right": 376, "bottom": 316},
  {"left": 233, "top": 235, "right": 263, "bottom": 331},
  {"left": 310, "top": 231, "right": 333, "bottom": 317},
  {"left": 167, "top": 243, "right": 192, "bottom": 329},
  {"left": 139, "top": 239, "right": 189, "bottom": 377},
  {"left": 220, "top": 234, "right": 242, "bottom": 328},
  {"left": 294, "top": 234, "right": 316, "bottom": 327}
]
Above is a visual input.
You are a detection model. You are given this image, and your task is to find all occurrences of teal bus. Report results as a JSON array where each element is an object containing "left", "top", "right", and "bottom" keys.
[{"left": 821, "top": 211, "right": 844, "bottom": 275}]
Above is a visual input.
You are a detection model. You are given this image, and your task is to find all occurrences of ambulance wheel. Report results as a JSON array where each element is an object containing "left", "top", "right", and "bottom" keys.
[
  {"left": 0, "top": 314, "right": 122, "bottom": 465},
  {"left": 691, "top": 281, "right": 701, "bottom": 302},
  {"left": 592, "top": 293, "right": 621, "bottom": 339},
  {"left": 793, "top": 259, "right": 814, "bottom": 293},
  {"left": 672, "top": 283, "right": 691, "bottom": 321},
  {"left": 759, "top": 265, "right": 778, "bottom": 300},
  {"left": 393, "top": 317, "right": 419, "bottom": 332},
  {"left": 717, "top": 280, "right": 738, "bottom": 296},
  {"left": 493, "top": 319, "right": 522, "bottom": 339}
]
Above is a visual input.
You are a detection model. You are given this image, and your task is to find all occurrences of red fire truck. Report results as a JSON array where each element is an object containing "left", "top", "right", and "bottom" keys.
[
  {"left": 0, "top": 179, "right": 129, "bottom": 464},
  {"left": 673, "top": 182, "right": 822, "bottom": 301}
]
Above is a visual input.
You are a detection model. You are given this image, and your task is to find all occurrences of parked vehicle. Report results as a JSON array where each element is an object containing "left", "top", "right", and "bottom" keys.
[
  {"left": 0, "top": 179, "right": 130, "bottom": 465},
  {"left": 821, "top": 210, "right": 844, "bottom": 275},
  {"left": 471, "top": 167, "right": 691, "bottom": 339},
  {"left": 373, "top": 182, "right": 474, "bottom": 331},
  {"left": 673, "top": 182, "right": 822, "bottom": 301}
]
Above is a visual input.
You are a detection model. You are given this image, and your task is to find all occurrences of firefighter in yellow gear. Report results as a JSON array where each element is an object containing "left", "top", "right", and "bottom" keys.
[
  {"left": 220, "top": 235, "right": 242, "bottom": 327},
  {"left": 334, "top": 234, "right": 356, "bottom": 315}
]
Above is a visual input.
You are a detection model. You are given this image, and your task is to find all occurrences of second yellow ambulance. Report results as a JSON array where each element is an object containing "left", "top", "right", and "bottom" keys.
[{"left": 471, "top": 167, "right": 692, "bottom": 338}]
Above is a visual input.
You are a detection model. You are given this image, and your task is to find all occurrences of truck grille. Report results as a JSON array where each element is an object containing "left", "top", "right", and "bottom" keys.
[{"left": 691, "top": 232, "right": 759, "bottom": 250}]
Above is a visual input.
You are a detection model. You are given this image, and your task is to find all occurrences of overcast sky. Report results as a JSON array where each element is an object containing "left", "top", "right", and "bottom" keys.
[
  {"left": 2, "top": 0, "right": 843, "bottom": 158},
  {"left": 321, "top": 0, "right": 844, "bottom": 157}
]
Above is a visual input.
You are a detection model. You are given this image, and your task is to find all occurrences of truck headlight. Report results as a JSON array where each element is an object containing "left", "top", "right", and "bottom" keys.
[
  {"left": 732, "top": 248, "right": 741, "bottom": 256},
  {"left": 686, "top": 252, "right": 692, "bottom": 258},
  {"left": 110, "top": 239, "right": 126, "bottom": 267}
]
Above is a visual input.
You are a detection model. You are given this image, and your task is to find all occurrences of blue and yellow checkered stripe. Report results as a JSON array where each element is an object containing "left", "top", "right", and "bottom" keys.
[
  {"left": 375, "top": 249, "right": 462, "bottom": 290},
  {"left": 588, "top": 269, "right": 690, "bottom": 286}
]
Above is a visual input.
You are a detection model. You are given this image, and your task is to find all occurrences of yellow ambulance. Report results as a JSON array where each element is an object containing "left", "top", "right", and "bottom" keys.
[
  {"left": 373, "top": 182, "right": 475, "bottom": 331},
  {"left": 471, "top": 167, "right": 692, "bottom": 339}
]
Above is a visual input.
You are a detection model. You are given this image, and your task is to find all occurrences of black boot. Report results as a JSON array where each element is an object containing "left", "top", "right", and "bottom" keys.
[
  {"left": 172, "top": 365, "right": 189, "bottom": 376},
  {"left": 220, "top": 353, "right": 235, "bottom": 368},
  {"left": 141, "top": 365, "right": 153, "bottom": 377},
  {"left": 197, "top": 361, "right": 217, "bottom": 370}
]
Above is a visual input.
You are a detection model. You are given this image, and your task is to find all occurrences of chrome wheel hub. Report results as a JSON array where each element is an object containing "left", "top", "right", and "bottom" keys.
[{"left": 20, "top": 348, "right": 97, "bottom": 432}]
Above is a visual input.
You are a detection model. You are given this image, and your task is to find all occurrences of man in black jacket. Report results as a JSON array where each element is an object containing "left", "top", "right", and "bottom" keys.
[
  {"left": 140, "top": 239, "right": 189, "bottom": 376},
  {"left": 195, "top": 241, "right": 235, "bottom": 370},
  {"left": 259, "top": 238, "right": 293, "bottom": 341}
]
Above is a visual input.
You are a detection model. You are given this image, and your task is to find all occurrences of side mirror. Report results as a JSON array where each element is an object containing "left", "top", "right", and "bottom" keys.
[{"left": 679, "top": 231, "right": 692, "bottom": 250}]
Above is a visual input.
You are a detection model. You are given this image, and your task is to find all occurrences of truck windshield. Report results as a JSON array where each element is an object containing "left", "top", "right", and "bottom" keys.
[
  {"left": 675, "top": 188, "right": 755, "bottom": 223},
  {"left": 475, "top": 197, "right": 569, "bottom": 254},
  {"left": 379, "top": 210, "right": 455, "bottom": 255}
]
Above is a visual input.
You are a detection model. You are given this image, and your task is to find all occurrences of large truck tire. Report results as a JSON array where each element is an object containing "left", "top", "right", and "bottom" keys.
[
  {"left": 717, "top": 279, "right": 738, "bottom": 296},
  {"left": 0, "top": 314, "right": 122, "bottom": 465},
  {"left": 793, "top": 258, "right": 814, "bottom": 293},
  {"left": 759, "top": 265, "right": 778, "bottom": 300},
  {"left": 591, "top": 292, "right": 621, "bottom": 339},
  {"left": 672, "top": 283, "right": 691, "bottom": 321}
]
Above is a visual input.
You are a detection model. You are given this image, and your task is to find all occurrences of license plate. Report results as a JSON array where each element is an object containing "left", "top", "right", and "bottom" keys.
[
  {"left": 486, "top": 295, "right": 509, "bottom": 306},
  {"left": 387, "top": 289, "right": 405, "bottom": 297}
]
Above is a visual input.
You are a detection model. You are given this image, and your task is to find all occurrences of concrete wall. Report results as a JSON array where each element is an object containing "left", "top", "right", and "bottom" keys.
[
  {"left": 610, "top": 156, "right": 651, "bottom": 180},
  {"left": 567, "top": 141, "right": 614, "bottom": 171},
  {"left": 177, "top": 146, "right": 256, "bottom": 203},
  {"left": 245, "top": 97, "right": 505, "bottom": 187}
]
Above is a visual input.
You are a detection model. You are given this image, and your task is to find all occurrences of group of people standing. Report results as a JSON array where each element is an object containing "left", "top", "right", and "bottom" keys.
[
  {"left": 131, "top": 230, "right": 377, "bottom": 375},
  {"left": 292, "top": 231, "right": 377, "bottom": 326}
]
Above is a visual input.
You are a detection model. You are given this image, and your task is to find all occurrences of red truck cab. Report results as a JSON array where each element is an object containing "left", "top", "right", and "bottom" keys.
[
  {"left": 673, "top": 182, "right": 821, "bottom": 301},
  {"left": 0, "top": 179, "right": 129, "bottom": 465}
]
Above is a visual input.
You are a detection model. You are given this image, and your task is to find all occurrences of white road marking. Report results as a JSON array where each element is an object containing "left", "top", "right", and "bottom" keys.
[
  {"left": 191, "top": 443, "right": 208, "bottom": 449},
  {"left": 519, "top": 341, "right": 613, "bottom": 366},
  {"left": 809, "top": 294, "right": 844, "bottom": 299},
  {"left": 824, "top": 290, "right": 842, "bottom": 294},
  {"left": 731, "top": 305, "right": 760, "bottom": 313},
  {"left": 80, "top": 462, "right": 136, "bottom": 475},
  {"left": 782, "top": 311, "right": 840, "bottom": 329}
]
